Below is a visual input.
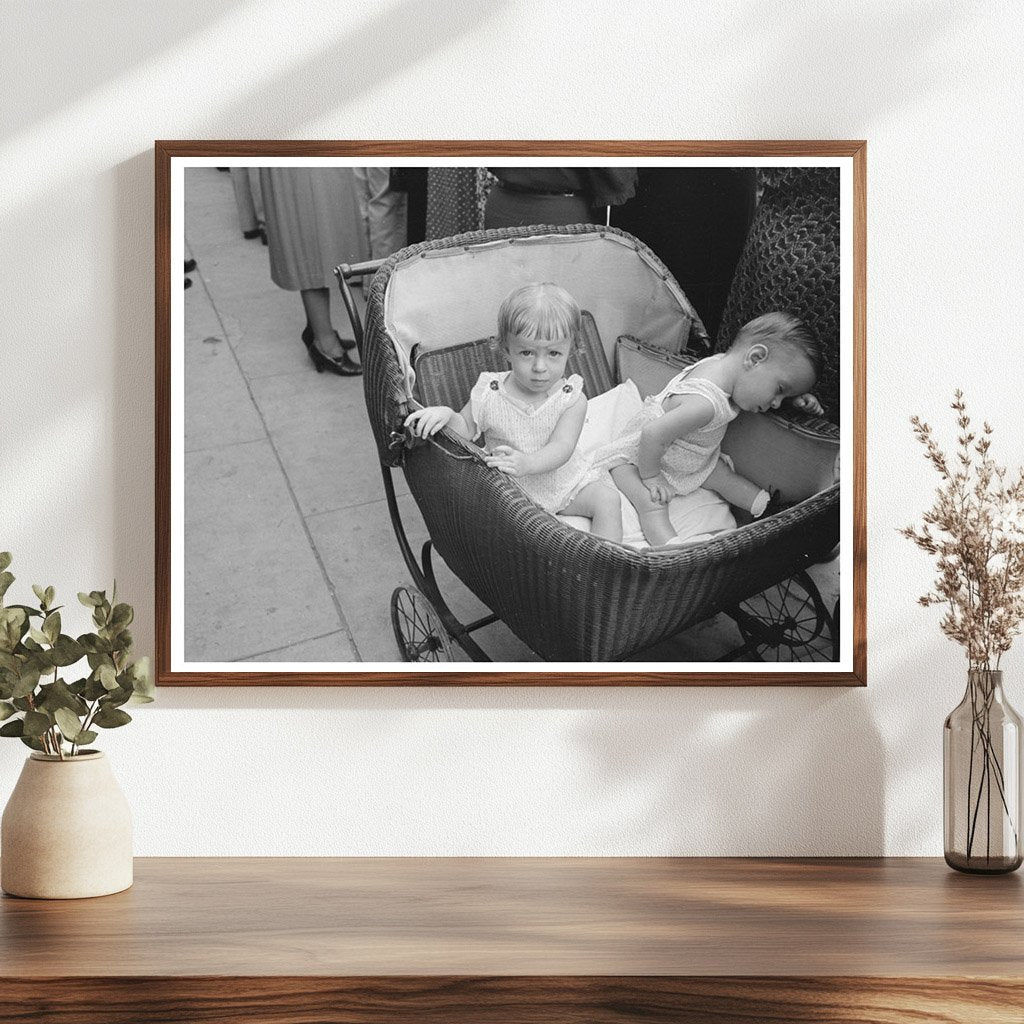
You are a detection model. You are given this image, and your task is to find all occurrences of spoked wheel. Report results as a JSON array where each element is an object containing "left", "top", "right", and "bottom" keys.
[
  {"left": 734, "top": 570, "right": 835, "bottom": 662},
  {"left": 390, "top": 586, "right": 454, "bottom": 663}
]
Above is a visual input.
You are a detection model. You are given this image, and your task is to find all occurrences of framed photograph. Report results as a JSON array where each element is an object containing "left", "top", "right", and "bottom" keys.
[{"left": 156, "top": 141, "right": 865, "bottom": 686}]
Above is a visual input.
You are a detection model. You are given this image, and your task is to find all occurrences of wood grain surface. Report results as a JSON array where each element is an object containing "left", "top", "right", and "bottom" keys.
[
  {"left": 0, "top": 976, "right": 1022, "bottom": 1024},
  {"left": 2, "top": 857, "right": 1022, "bottom": 1022}
]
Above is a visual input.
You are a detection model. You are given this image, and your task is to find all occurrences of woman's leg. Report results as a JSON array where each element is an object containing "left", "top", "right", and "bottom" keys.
[
  {"left": 299, "top": 287, "right": 347, "bottom": 359},
  {"left": 609, "top": 464, "right": 676, "bottom": 546},
  {"left": 561, "top": 481, "right": 623, "bottom": 542}
]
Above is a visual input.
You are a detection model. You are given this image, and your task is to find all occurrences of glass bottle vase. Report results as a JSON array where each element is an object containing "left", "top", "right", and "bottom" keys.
[{"left": 944, "top": 669, "right": 1023, "bottom": 873}]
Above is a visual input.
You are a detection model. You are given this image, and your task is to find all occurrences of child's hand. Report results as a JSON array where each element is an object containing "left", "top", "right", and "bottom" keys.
[
  {"left": 641, "top": 474, "right": 673, "bottom": 505},
  {"left": 405, "top": 406, "right": 453, "bottom": 438},
  {"left": 790, "top": 393, "right": 824, "bottom": 416},
  {"left": 484, "top": 445, "right": 529, "bottom": 477}
]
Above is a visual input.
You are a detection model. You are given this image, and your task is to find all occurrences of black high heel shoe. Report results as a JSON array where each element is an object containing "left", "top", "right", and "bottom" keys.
[
  {"left": 309, "top": 345, "right": 362, "bottom": 376},
  {"left": 302, "top": 329, "right": 361, "bottom": 376},
  {"left": 301, "top": 325, "right": 356, "bottom": 352}
]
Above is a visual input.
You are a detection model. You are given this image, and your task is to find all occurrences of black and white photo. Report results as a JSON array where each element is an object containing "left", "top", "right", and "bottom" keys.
[{"left": 157, "top": 144, "right": 864, "bottom": 685}]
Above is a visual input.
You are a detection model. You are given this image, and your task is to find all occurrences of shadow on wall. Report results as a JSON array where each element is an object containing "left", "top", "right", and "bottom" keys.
[
  {"left": 113, "top": 151, "right": 158, "bottom": 671},
  {"left": 571, "top": 687, "right": 885, "bottom": 855},
  {"left": 0, "top": 0, "right": 243, "bottom": 138},
  {"left": 2, "top": 0, "right": 505, "bottom": 142},
  {"left": 194, "top": 0, "right": 503, "bottom": 138},
  {"left": 139, "top": 683, "right": 884, "bottom": 856}
]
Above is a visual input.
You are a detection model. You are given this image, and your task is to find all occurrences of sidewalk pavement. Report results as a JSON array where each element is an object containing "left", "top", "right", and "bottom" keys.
[
  {"left": 183, "top": 167, "right": 836, "bottom": 666},
  {"left": 184, "top": 167, "right": 537, "bottom": 664}
]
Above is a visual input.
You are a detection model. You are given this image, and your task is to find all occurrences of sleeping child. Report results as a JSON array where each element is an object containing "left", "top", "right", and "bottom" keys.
[{"left": 591, "top": 312, "right": 824, "bottom": 548}]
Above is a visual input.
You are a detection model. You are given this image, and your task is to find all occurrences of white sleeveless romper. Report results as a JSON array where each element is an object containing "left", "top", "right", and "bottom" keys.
[
  {"left": 470, "top": 371, "right": 600, "bottom": 514},
  {"left": 591, "top": 356, "right": 738, "bottom": 497}
]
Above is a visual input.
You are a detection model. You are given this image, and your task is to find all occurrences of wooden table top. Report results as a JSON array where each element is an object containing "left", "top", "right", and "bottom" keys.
[{"left": 2, "top": 857, "right": 1022, "bottom": 978}]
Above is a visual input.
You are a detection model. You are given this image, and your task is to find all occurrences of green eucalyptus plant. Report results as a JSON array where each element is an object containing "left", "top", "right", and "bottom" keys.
[{"left": 0, "top": 552, "right": 153, "bottom": 759}]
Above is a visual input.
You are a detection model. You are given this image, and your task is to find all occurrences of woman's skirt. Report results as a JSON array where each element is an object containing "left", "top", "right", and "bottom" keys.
[{"left": 260, "top": 167, "right": 368, "bottom": 291}]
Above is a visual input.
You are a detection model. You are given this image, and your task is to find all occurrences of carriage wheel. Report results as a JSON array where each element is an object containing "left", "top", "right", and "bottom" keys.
[
  {"left": 390, "top": 586, "right": 454, "bottom": 662},
  {"left": 735, "top": 570, "right": 834, "bottom": 662}
]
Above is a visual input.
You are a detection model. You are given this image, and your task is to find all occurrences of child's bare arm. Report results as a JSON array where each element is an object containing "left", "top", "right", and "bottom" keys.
[
  {"left": 485, "top": 393, "right": 586, "bottom": 477},
  {"left": 635, "top": 395, "right": 715, "bottom": 481},
  {"left": 405, "top": 399, "right": 477, "bottom": 440}
]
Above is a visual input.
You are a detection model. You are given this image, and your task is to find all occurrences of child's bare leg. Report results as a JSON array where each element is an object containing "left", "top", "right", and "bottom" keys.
[
  {"left": 703, "top": 458, "right": 770, "bottom": 515},
  {"left": 610, "top": 464, "right": 676, "bottom": 546},
  {"left": 561, "top": 481, "right": 623, "bottom": 543}
]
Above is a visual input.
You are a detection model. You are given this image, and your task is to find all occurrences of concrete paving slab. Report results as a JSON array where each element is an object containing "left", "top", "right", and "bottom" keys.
[
  {"left": 219, "top": 287, "right": 359, "bottom": 383},
  {"left": 236, "top": 629, "right": 357, "bottom": 663},
  {"left": 307, "top": 493, "right": 447, "bottom": 663},
  {"left": 221, "top": 286, "right": 317, "bottom": 381},
  {"left": 183, "top": 286, "right": 265, "bottom": 453},
  {"left": 185, "top": 440, "right": 343, "bottom": 662},
  {"left": 249, "top": 369, "right": 400, "bottom": 516},
  {"left": 467, "top": 617, "right": 543, "bottom": 663},
  {"left": 189, "top": 233, "right": 276, "bottom": 304},
  {"left": 307, "top": 491, "right": 537, "bottom": 664},
  {"left": 185, "top": 170, "right": 276, "bottom": 298},
  {"left": 635, "top": 612, "right": 743, "bottom": 662}
]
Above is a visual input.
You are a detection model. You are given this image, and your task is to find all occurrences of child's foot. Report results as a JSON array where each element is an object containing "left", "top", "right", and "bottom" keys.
[{"left": 754, "top": 488, "right": 790, "bottom": 520}]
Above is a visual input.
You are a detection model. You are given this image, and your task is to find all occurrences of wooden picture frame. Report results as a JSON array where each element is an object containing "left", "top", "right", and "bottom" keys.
[{"left": 156, "top": 141, "right": 865, "bottom": 686}]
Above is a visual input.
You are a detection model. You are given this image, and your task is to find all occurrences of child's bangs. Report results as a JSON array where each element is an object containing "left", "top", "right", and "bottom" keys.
[
  {"left": 497, "top": 282, "right": 583, "bottom": 347},
  {"left": 512, "top": 303, "right": 579, "bottom": 343}
]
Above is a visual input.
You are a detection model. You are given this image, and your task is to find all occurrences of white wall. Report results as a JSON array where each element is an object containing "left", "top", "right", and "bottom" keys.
[{"left": 2, "top": 0, "right": 1022, "bottom": 855}]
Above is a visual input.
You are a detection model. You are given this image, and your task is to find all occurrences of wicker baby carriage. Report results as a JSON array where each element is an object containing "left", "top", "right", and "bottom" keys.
[{"left": 337, "top": 223, "right": 840, "bottom": 666}]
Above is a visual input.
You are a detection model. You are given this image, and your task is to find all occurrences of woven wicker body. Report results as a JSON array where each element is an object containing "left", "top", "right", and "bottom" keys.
[{"left": 359, "top": 223, "right": 839, "bottom": 662}]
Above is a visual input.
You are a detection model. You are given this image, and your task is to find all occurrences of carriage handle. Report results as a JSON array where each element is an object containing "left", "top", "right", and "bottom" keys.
[
  {"left": 385, "top": 427, "right": 478, "bottom": 462},
  {"left": 336, "top": 254, "right": 484, "bottom": 467},
  {"left": 334, "top": 258, "right": 387, "bottom": 355},
  {"left": 391, "top": 397, "right": 489, "bottom": 463}
]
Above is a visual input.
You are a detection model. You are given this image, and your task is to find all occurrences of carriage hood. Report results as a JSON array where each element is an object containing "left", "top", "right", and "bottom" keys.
[{"left": 359, "top": 224, "right": 709, "bottom": 467}]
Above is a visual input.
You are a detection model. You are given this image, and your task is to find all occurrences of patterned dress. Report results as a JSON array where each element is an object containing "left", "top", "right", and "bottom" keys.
[
  {"left": 425, "top": 168, "right": 491, "bottom": 239},
  {"left": 469, "top": 372, "right": 600, "bottom": 514},
  {"left": 591, "top": 356, "right": 738, "bottom": 496}
]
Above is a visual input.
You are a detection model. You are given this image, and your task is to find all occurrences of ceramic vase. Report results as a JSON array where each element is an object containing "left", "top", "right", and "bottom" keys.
[
  {"left": 1, "top": 751, "right": 133, "bottom": 898},
  {"left": 944, "top": 669, "right": 1023, "bottom": 874}
]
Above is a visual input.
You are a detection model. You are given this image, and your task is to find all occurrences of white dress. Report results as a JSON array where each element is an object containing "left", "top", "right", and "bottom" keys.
[
  {"left": 470, "top": 372, "right": 600, "bottom": 514},
  {"left": 590, "top": 356, "right": 739, "bottom": 496}
]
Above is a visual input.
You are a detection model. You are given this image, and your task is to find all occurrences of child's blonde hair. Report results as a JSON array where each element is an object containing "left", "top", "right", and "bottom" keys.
[
  {"left": 731, "top": 311, "right": 822, "bottom": 380},
  {"left": 497, "top": 282, "right": 582, "bottom": 351}
]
